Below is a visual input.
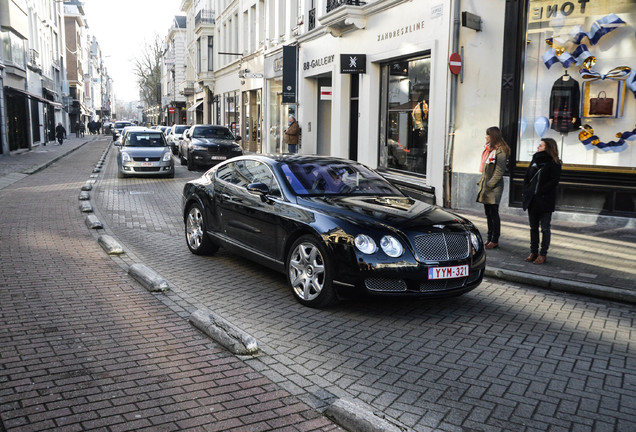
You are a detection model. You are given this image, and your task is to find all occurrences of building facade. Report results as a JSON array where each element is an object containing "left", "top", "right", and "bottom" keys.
[
  {"left": 169, "top": 0, "right": 636, "bottom": 222},
  {"left": 1, "top": 0, "right": 68, "bottom": 153}
]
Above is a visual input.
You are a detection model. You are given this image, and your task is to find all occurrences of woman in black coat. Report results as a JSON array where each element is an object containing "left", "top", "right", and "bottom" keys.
[{"left": 522, "top": 138, "right": 562, "bottom": 264}]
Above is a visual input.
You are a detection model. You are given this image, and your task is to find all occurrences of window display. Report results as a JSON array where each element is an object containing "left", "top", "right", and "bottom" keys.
[
  {"left": 519, "top": 1, "right": 636, "bottom": 167},
  {"left": 379, "top": 55, "right": 431, "bottom": 176}
]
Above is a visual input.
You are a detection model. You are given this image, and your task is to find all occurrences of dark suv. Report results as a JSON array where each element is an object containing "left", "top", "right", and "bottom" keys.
[{"left": 112, "top": 121, "right": 134, "bottom": 141}]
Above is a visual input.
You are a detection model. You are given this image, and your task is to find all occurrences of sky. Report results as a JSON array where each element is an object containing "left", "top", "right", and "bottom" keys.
[{"left": 81, "top": 0, "right": 185, "bottom": 104}]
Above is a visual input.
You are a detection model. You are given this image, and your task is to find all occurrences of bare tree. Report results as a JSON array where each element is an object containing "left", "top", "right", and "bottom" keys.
[{"left": 133, "top": 34, "right": 162, "bottom": 107}]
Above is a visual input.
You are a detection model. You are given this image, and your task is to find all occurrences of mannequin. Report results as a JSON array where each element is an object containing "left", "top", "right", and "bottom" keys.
[{"left": 549, "top": 70, "right": 581, "bottom": 134}]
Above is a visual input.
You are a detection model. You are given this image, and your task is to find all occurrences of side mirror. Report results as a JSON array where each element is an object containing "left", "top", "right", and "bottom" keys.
[
  {"left": 247, "top": 182, "right": 270, "bottom": 202},
  {"left": 114, "top": 141, "right": 121, "bottom": 146},
  {"left": 234, "top": 135, "right": 242, "bottom": 141}
]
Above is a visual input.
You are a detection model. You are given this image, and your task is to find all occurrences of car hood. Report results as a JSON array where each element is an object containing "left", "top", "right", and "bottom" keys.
[
  {"left": 298, "top": 195, "right": 470, "bottom": 231},
  {"left": 191, "top": 138, "right": 236, "bottom": 146},
  {"left": 120, "top": 147, "right": 169, "bottom": 156}
]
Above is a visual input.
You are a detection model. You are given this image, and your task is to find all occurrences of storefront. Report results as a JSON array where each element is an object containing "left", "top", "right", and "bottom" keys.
[
  {"left": 297, "top": 4, "right": 452, "bottom": 204},
  {"left": 265, "top": 50, "right": 298, "bottom": 154},
  {"left": 503, "top": 0, "right": 636, "bottom": 218}
]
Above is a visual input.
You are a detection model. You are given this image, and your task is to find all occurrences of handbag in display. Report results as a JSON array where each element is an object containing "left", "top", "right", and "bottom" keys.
[{"left": 589, "top": 91, "right": 614, "bottom": 116}]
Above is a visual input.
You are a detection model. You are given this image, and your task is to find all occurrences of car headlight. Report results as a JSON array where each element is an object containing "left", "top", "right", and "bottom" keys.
[
  {"left": 232, "top": 144, "right": 242, "bottom": 151},
  {"left": 121, "top": 152, "right": 131, "bottom": 162},
  {"left": 380, "top": 235, "right": 404, "bottom": 257},
  {"left": 354, "top": 234, "right": 377, "bottom": 254},
  {"left": 470, "top": 232, "right": 481, "bottom": 252},
  {"left": 162, "top": 152, "right": 172, "bottom": 161}
]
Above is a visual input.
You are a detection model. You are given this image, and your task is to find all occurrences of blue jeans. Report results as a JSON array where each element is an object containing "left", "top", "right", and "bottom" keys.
[
  {"left": 528, "top": 211, "right": 552, "bottom": 256},
  {"left": 288, "top": 144, "right": 298, "bottom": 153}
]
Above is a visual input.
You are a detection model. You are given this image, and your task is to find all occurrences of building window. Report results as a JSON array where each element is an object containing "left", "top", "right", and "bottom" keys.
[
  {"left": 379, "top": 54, "right": 431, "bottom": 176},
  {"left": 208, "top": 36, "right": 213, "bottom": 71},
  {"left": 519, "top": 2, "right": 635, "bottom": 169},
  {"left": 197, "top": 37, "right": 201, "bottom": 73},
  {"left": 1, "top": 30, "right": 26, "bottom": 68}
]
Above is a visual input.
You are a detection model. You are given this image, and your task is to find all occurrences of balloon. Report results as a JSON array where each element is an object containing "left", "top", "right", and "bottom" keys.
[
  {"left": 534, "top": 116, "right": 550, "bottom": 137},
  {"left": 520, "top": 117, "right": 527, "bottom": 136}
]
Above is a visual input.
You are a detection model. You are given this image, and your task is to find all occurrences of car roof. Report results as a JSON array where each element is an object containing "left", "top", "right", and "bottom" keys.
[{"left": 127, "top": 127, "right": 162, "bottom": 134}]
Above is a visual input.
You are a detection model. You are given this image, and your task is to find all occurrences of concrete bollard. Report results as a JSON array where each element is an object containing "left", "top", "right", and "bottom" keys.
[{"left": 189, "top": 309, "right": 259, "bottom": 356}]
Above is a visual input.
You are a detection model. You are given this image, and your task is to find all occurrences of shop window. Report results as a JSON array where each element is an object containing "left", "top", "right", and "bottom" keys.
[
  {"left": 379, "top": 54, "right": 430, "bottom": 176},
  {"left": 519, "top": 2, "right": 635, "bottom": 169}
]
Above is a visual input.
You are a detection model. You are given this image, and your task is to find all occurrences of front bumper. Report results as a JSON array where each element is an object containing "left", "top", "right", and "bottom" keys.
[
  {"left": 331, "top": 242, "right": 487, "bottom": 297},
  {"left": 190, "top": 149, "right": 243, "bottom": 167},
  {"left": 119, "top": 159, "right": 174, "bottom": 176}
]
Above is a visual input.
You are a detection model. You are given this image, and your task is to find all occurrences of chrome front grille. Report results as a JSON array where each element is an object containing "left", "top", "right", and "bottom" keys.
[
  {"left": 365, "top": 278, "right": 407, "bottom": 292},
  {"left": 412, "top": 232, "right": 469, "bottom": 261}
]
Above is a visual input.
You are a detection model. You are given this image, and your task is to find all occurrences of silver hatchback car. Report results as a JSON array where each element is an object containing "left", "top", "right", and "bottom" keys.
[{"left": 115, "top": 128, "right": 174, "bottom": 178}]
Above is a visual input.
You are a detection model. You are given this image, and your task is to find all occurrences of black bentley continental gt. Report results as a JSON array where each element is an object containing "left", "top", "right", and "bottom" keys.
[{"left": 182, "top": 155, "right": 486, "bottom": 307}]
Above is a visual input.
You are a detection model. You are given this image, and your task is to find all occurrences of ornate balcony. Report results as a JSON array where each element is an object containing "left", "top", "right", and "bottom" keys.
[
  {"left": 326, "top": 0, "right": 366, "bottom": 13},
  {"left": 320, "top": 0, "right": 368, "bottom": 37},
  {"left": 195, "top": 9, "right": 215, "bottom": 28}
]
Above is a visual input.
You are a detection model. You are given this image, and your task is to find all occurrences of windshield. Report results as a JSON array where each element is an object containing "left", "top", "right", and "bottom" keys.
[
  {"left": 175, "top": 126, "right": 189, "bottom": 134},
  {"left": 115, "top": 122, "right": 132, "bottom": 128},
  {"left": 280, "top": 161, "right": 402, "bottom": 196},
  {"left": 192, "top": 126, "right": 235, "bottom": 139},
  {"left": 125, "top": 133, "right": 167, "bottom": 147}
]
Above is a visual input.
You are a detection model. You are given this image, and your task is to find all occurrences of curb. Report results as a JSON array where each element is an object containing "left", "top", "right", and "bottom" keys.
[
  {"left": 127, "top": 263, "right": 170, "bottom": 292},
  {"left": 189, "top": 309, "right": 259, "bottom": 356},
  {"left": 486, "top": 267, "right": 636, "bottom": 304},
  {"left": 97, "top": 235, "right": 124, "bottom": 255},
  {"left": 23, "top": 139, "right": 91, "bottom": 175},
  {"left": 324, "top": 398, "right": 408, "bottom": 432}
]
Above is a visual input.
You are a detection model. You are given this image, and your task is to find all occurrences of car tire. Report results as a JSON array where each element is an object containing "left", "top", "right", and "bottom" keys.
[
  {"left": 117, "top": 170, "right": 125, "bottom": 179},
  {"left": 187, "top": 154, "right": 194, "bottom": 171},
  {"left": 185, "top": 203, "right": 219, "bottom": 255},
  {"left": 179, "top": 151, "right": 186, "bottom": 166},
  {"left": 286, "top": 235, "right": 337, "bottom": 308}
]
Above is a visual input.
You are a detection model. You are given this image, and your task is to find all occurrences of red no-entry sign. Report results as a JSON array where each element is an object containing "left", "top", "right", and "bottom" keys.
[
  {"left": 169, "top": 107, "right": 175, "bottom": 113},
  {"left": 449, "top": 53, "right": 462, "bottom": 75}
]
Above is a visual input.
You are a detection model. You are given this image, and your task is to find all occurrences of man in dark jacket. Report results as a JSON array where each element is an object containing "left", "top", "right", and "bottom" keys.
[
  {"left": 55, "top": 123, "right": 67, "bottom": 145},
  {"left": 522, "top": 138, "right": 562, "bottom": 264}
]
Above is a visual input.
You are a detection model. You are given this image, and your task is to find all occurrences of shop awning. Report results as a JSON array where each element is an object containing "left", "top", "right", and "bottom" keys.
[
  {"left": 187, "top": 100, "right": 203, "bottom": 112},
  {"left": 5, "top": 86, "right": 63, "bottom": 109}
]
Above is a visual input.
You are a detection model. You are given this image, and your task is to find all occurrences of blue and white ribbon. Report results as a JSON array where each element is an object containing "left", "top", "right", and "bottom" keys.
[
  {"left": 580, "top": 66, "right": 636, "bottom": 98},
  {"left": 543, "top": 44, "right": 594, "bottom": 69},
  {"left": 570, "top": 14, "right": 626, "bottom": 46},
  {"left": 579, "top": 127, "right": 636, "bottom": 152}
]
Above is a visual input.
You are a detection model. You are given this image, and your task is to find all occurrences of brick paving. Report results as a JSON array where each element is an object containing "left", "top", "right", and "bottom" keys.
[
  {"left": 0, "top": 138, "right": 342, "bottom": 431},
  {"left": 1, "top": 137, "right": 635, "bottom": 432}
]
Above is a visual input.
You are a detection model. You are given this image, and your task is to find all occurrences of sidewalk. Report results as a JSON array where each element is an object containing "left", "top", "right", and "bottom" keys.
[
  {"left": 0, "top": 135, "right": 94, "bottom": 189},
  {"left": 1, "top": 140, "right": 633, "bottom": 304}
]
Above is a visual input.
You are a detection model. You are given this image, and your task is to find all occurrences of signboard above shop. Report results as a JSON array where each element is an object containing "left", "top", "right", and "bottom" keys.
[{"left": 340, "top": 54, "right": 366, "bottom": 74}]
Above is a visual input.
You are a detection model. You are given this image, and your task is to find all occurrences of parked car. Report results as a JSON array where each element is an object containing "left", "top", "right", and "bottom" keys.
[
  {"left": 159, "top": 125, "right": 171, "bottom": 136},
  {"left": 181, "top": 155, "right": 485, "bottom": 308},
  {"left": 112, "top": 121, "right": 134, "bottom": 141},
  {"left": 166, "top": 124, "right": 189, "bottom": 155},
  {"left": 179, "top": 124, "right": 242, "bottom": 171},
  {"left": 114, "top": 127, "right": 174, "bottom": 178}
]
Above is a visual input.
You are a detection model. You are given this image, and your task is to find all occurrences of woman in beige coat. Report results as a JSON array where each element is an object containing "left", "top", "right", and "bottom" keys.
[{"left": 477, "top": 126, "right": 510, "bottom": 249}]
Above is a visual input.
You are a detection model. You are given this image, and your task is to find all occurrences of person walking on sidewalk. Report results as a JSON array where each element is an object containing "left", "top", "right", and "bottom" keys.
[
  {"left": 476, "top": 126, "right": 509, "bottom": 249},
  {"left": 55, "top": 123, "right": 67, "bottom": 145},
  {"left": 522, "top": 137, "right": 562, "bottom": 264}
]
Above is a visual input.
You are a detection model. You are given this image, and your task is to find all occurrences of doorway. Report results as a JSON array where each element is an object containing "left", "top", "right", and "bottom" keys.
[{"left": 317, "top": 76, "right": 332, "bottom": 156}]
